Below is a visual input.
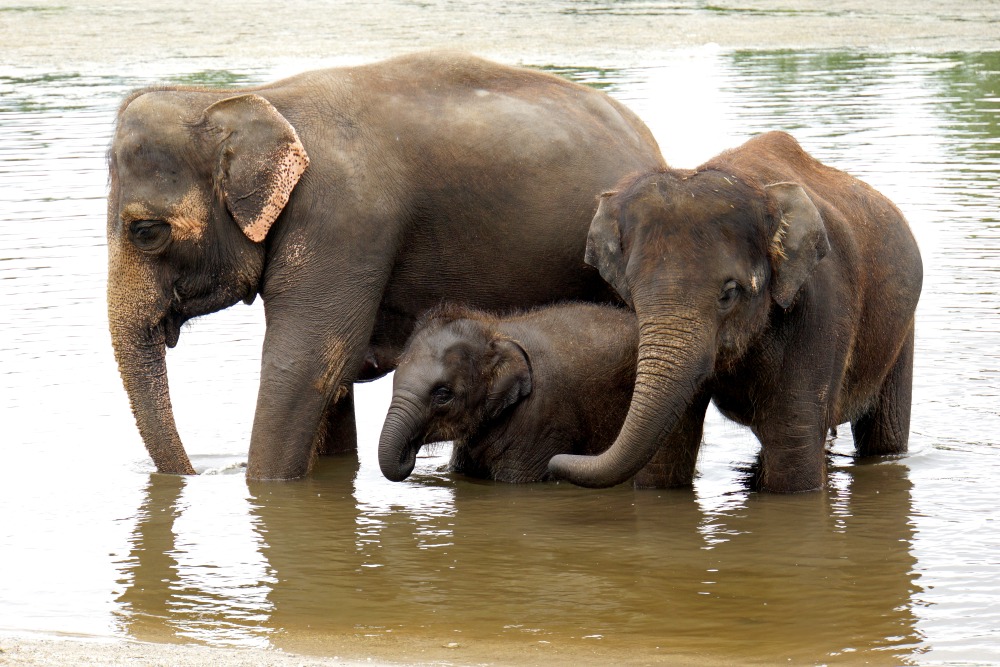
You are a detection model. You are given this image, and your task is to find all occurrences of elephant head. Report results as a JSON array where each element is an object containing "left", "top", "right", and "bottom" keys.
[
  {"left": 548, "top": 170, "right": 829, "bottom": 487},
  {"left": 107, "top": 90, "right": 308, "bottom": 474},
  {"left": 378, "top": 309, "right": 532, "bottom": 482}
]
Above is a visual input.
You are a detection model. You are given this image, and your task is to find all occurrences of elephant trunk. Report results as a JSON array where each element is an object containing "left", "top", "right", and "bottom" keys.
[
  {"left": 378, "top": 390, "right": 426, "bottom": 482},
  {"left": 548, "top": 307, "right": 711, "bottom": 488},
  {"left": 109, "top": 317, "right": 196, "bottom": 475}
]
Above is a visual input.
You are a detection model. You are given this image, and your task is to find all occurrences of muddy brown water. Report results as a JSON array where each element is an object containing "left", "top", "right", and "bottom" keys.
[{"left": 2, "top": 27, "right": 999, "bottom": 667}]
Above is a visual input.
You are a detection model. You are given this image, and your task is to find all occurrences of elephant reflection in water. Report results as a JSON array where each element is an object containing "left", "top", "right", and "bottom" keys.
[
  {"left": 114, "top": 474, "right": 186, "bottom": 642},
  {"left": 115, "top": 457, "right": 922, "bottom": 662},
  {"left": 668, "top": 460, "right": 925, "bottom": 662},
  {"left": 115, "top": 455, "right": 447, "bottom": 649},
  {"left": 386, "top": 461, "right": 923, "bottom": 664},
  {"left": 113, "top": 472, "right": 279, "bottom": 646}
]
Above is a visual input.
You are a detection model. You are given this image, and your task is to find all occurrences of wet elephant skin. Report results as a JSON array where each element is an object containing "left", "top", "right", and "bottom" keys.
[
  {"left": 378, "top": 302, "right": 637, "bottom": 483},
  {"left": 549, "top": 131, "right": 923, "bottom": 493},
  {"left": 105, "top": 51, "right": 665, "bottom": 479}
]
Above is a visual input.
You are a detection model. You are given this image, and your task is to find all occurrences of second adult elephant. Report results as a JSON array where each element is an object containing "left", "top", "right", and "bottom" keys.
[
  {"left": 105, "top": 51, "right": 665, "bottom": 479},
  {"left": 549, "top": 132, "right": 922, "bottom": 493}
]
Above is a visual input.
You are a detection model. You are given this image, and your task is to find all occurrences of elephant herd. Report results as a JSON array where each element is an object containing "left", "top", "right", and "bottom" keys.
[{"left": 106, "top": 51, "right": 922, "bottom": 493}]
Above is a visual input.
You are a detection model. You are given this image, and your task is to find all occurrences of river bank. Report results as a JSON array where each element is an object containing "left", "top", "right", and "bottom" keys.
[
  {"left": 0, "top": 636, "right": 380, "bottom": 667},
  {"left": 1, "top": 0, "right": 997, "bottom": 74}
]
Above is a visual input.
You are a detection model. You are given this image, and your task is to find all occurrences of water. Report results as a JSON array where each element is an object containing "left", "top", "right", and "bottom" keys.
[{"left": 2, "top": 48, "right": 999, "bottom": 665}]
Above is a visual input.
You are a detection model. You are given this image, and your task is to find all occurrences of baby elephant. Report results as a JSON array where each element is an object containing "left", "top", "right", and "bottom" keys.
[
  {"left": 378, "top": 303, "right": 637, "bottom": 483},
  {"left": 549, "top": 131, "right": 923, "bottom": 493}
]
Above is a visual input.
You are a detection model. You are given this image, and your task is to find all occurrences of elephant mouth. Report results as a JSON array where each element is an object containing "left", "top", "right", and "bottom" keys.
[
  {"left": 162, "top": 309, "right": 188, "bottom": 349},
  {"left": 161, "top": 284, "right": 213, "bottom": 349},
  {"left": 164, "top": 319, "right": 180, "bottom": 348},
  {"left": 159, "top": 281, "right": 253, "bottom": 350}
]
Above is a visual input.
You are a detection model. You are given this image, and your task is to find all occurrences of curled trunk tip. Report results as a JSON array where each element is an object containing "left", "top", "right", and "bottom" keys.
[
  {"left": 377, "top": 394, "right": 425, "bottom": 482},
  {"left": 379, "top": 441, "right": 418, "bottom": 482},
  {"left": 548, "top": 452, "right": 636, "bottom": 488}
]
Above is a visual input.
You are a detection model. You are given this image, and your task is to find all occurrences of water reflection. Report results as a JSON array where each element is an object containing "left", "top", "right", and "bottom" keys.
[
  {"left": 115, "top": 473, "right": 275, "bottom": 647},
  {"left": 115, "top": 475, "right": 186, "bottom": 643},
  {"left": 112, "top": 452, "right": 921, "bottom": 664}
]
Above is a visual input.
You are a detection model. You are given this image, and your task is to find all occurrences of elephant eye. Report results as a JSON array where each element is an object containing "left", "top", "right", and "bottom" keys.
[
  {"left": 431, "top": 385, "right": 454, "bottom": 406},
  {"left": 128, "top": 219, "right": 171, "bottom": 252},
  {"left": 718, "top": 280, "right": 741, "bottom": 311}
]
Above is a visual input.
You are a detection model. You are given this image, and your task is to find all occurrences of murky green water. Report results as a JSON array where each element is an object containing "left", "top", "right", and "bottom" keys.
[{"left": 2, "top": 49, "right": 999, "bottom": 665}]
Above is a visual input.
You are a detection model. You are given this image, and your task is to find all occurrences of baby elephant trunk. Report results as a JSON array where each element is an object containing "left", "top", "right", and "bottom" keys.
[{"left": 378, "top": 391, "right": 426, "bottom": 482}]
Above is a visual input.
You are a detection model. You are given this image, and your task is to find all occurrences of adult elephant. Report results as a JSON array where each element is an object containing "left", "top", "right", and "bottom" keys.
[
  {"left": 107, "top": 51, "right": 665, "bottom": 480},
  {"left": 549, "top": 131, "right": 922, "bottom": 492}
]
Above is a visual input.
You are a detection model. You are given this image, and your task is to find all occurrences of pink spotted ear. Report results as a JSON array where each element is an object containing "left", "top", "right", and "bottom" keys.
[{"left": 203, "top": 94, "right": 309, "bottom": 242}]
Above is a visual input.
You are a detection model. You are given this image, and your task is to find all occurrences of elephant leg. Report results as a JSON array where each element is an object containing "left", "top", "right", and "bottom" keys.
[
  {"left": 315, "top": 386, "right": 358, "bottom": 456},
  {"left": 752, "top": 388, "right": 828, "bottom": 493},
  {"left": 632, "top": 389, "right": 711, "bottom": 489},
  {"left": 852, "top": 324, "right": 914, "bottom": 457},
  {"left": 247, "top": 274, "right": 387, "bottom": 480}
]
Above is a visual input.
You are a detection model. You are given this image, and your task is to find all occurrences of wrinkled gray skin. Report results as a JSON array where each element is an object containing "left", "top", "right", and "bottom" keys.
[
  {"left": 106, "top": 51, "right": 665, "bottom": 479},
  {"left": 549, "top": 131, "right": 923, "bottom": 493},
  {"left": 379, "top": 303, "right": 637, "bottom": 483}
]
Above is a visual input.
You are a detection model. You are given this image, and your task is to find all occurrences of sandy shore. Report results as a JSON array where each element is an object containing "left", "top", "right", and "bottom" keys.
[
  {"left": 2, "top": 1, "right": 996, "bottom": 665},
  {"left": 0, "top": 635, "right": 394, "bottom": 666}
]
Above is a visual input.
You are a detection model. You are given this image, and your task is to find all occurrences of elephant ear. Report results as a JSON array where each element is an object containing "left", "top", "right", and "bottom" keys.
[
  {"left": 766, "top": 182, "right": 831, "bottom": 309},
  {"left": 204, "top": 94, "right": 310, "bottom": 243},
  {"left": 485, "top": 338, "right": 532, "bottom": 421},
  {"left": 585, "top": 193, "right": 633, "bottom": 308}
]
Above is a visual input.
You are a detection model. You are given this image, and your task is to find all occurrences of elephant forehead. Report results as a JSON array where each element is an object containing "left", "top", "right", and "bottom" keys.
[
  {"left": 114, "top": 132, "right": 200, "bottom": 189},
  {"left": 118, "top": 90, "right": 203, "bottom": 133},
  {"left": 114, "top": 93, "right": 212, "bottom": 185},
  {"left": 409, "top": 328, "right": 479, "bottom": 369},
  {"left": 626, "top": 183, "right": 767, "bottom": 250},
  {"left": 440, "top": 344, "right": 477, "bottom": 368},
  {"left": 113, "top": 143, "right": 199, "bottom": 213}
]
